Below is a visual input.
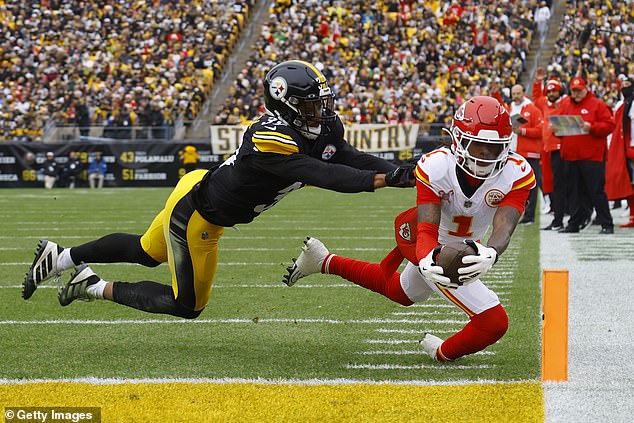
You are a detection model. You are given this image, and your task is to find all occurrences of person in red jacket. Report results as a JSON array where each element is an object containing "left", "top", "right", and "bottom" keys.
[
  {"left": 532, "top": 68, "right": 567, "bottom": 230},
  {"left": 606, "top": 76, "right": 634, "bottom": 228},
  {"left": 556, "top": 77, "right": 616, "bottom": 234},
  {"left": 508, "top": 84, "right": 544, "bottom": 224}
]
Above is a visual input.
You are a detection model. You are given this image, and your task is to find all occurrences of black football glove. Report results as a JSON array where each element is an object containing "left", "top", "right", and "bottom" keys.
[{"left": 385, "top": 164, "right": 416, "bottom": 188}]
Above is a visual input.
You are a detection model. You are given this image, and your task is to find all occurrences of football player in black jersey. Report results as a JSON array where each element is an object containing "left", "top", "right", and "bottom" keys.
[{"left": 23, "top": 60, "right": 415, "bottom": 318}]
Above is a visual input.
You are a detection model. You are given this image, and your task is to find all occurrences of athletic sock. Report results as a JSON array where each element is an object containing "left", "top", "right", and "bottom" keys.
[
  {"left": 326, "top": 256, "right": 413, "bottom": 306},
  {"left": 57, "top": 248, "right": 77, "bottom": 271},
  {"left": 439, "top": 304, "right": 508, "bottom": 360},
  {"left": 86, "top": 279, "right": 108, "bottom": 299}
]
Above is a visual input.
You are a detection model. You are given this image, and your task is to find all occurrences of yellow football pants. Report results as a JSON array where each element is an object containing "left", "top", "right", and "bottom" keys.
[{"left": 140, "top": 169, "right": 224, "bottom": 311}]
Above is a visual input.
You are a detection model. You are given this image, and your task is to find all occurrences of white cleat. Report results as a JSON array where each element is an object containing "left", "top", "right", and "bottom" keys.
[
  {"left": 283, "top": 237, "right": 330, "bottom": 286},
  {"left": 420, "top": 333, "right": 447, "bottom": 362},
  {"left": 23, "top": 240, "right": 64, "bottom": 300}
]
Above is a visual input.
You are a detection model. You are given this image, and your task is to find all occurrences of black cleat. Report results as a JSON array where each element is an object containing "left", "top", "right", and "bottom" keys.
[{"left": 58, "top": 264, "right": 101, "bottom": 306}]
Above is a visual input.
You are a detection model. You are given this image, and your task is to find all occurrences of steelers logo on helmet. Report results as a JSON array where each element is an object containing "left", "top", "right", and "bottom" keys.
[{"left": 269, "top": 76, "right": 287, "bottom": 100}]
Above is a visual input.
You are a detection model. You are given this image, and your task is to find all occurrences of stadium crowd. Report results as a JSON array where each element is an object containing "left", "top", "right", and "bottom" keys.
[
  {"left": 217, "top": 0, "right": 538, "bottom": 135},
  {"left": 0, "top": 0, "right": 253, "bottom": 141},
  {"left": 3, "top": 0, "right": 632, "bottom": 144},
  {"left": 545, "top": 0, "right": 633, "bottom": 108}
]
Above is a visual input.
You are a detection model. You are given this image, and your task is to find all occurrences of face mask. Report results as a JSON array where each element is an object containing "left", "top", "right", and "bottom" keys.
[
  {"left": 621, "top": 85, "right": 634, "bottom": 98},
  {"left": 299, "top": 124, "right": 321, "bottom": 140}
]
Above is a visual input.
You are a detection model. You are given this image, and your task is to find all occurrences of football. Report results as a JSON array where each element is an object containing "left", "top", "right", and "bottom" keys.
[{"left": 434, "top": 241, "right": 478, "bottom": 286}]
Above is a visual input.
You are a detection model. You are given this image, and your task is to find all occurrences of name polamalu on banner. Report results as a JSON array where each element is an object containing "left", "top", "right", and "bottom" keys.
[{"left": 210, "top": 123, "right": 420, "bottom": 155}]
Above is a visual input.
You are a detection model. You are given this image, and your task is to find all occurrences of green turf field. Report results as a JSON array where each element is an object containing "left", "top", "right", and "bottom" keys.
[{"left": 0, "top": 187, "right": 540, "bottom": 383}]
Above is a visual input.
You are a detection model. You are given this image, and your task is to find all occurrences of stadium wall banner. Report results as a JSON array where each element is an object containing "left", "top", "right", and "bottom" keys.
[
  {"left": 0, "top": 142, "right": 223, "bottom": 188},
  {"left": 210, "top": 123, "right": 420, "bottom": 154}
]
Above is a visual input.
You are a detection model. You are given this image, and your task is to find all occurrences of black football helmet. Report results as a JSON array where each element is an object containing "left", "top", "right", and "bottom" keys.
[{"left": 263, "top": 60, "right": 336, "bottom": 139}]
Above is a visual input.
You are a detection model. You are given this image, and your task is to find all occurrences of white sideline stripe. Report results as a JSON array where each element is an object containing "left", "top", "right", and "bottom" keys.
[
  {"left": 366, "top": 339, "right": 417, "bottom": 345},
  {"left": 357, "top": 350, "right": 495, "bottom": 356},
  {"left": 0, "top": 377, "right": 535, "bottom": 386},
  {"left": 346, "top": 364, "right": 495, "bottom": 370},
  {"left": 0, "top": 318, "right": 468, "bottom": 325}
]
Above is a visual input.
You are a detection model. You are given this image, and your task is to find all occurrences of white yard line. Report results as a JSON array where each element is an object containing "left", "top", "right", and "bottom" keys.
[
  {"left": 345, "top": 364, "right": 495, "bottom": 370},
  {"left": 0, "top": 318, "right": 469, "bottom": 325},
  {"left": 408, "top": 303, "right": 456, "bottom": 309},
  {"left": 356, "top": 350, "right": 495, "bottom": 356},
  {"left": 0, "top": 284, "right": 359, "bottom": 289},
  {"left": 365, "top": 339, "right": 418, "bottom": 344},
  {"left": 375, "top": 329, "right": 461, "bottom": 334},
  {"left": 390, "top": 311, "right": 464, "bottom": 316}
]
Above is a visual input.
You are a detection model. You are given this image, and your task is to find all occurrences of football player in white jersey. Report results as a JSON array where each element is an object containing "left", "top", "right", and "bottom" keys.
[{"left": 284, "top": 96, "right": 536, "bottom": 362}]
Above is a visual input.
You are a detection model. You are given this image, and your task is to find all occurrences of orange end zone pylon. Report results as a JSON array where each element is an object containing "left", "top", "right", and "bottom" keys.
[{"left": 541, "top": 269, "right": 569, "bottom": 381}]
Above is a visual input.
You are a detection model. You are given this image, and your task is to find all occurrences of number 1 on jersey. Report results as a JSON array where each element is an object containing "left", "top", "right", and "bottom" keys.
[{"left": 448, "top": 215, "right": 474, "bottom": 237}]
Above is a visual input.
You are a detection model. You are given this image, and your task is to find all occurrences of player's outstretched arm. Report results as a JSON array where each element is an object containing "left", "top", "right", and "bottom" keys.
[{"left": 487, "top": 205, "right": 521, "bottom": 255}]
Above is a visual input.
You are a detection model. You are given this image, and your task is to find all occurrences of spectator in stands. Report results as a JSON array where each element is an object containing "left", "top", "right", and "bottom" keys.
[
  {"left": 557, "top": 77, "right": 615, "bottom": 234},
  {"left": 506, "top": 84, "right": 544, "bottom": 225},
  {"left": 534, "top": 1, "right": 551, "bottom": 41},
  {"left": 40, "top": 152, "right": 59, "bottom": 190},
  {"left": 75, "top": 100, "right": 91, "bottom": 138},
  {"left": 606, "top": 76, "right": 634, "bottom": 228},
  {"left": 63, "top": 151, "right": 82, "bottom": 189},
  {"left": 1, "top": 0, "right": 254, "bottom": 140},
  {"left": 222, "top": 1, "right": 536, "bottom": 128},
  {"left": 548, "top": 1, "right": 633, "bottom": 104},
  {"left": 532, "top": 68, "right": 567, "bottom": 230},
  {"left": 149, "top": 101, "right": 167, "bottom": 140},
  {"left": 88, "top": 152, "right": 107, "bottom": 189}
]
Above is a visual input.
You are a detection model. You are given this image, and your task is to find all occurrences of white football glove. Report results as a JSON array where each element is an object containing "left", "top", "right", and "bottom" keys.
[
  {"left": 458, "top": 239, "right": 498, "bottom": 284},
  {"left": 418, "top": 246, "right": 458, "bottom": 289}
]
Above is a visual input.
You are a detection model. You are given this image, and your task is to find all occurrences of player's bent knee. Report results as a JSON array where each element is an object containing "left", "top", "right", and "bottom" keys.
[
  {"left": 173, "top": 305, "right": 203, "bottom": 319},
  {"left": 139, "top": 255, "right": 161, "bottom": 268},
  {"left": 473, "top": 304, "right": 508, "bottom": 343}
]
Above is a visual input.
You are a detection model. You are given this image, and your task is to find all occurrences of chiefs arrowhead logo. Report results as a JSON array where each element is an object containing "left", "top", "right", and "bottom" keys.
[
  {"left": 485, "top": 189, "right": 505, "bottom": 207},
  {"left": 398, "top": 222, "right": 411, "bottom": 241}
]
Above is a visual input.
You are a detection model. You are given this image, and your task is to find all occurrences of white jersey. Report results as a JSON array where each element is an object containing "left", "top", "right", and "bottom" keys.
[{"left": 414, "top": 147, "right": 535, "bottom": 244}]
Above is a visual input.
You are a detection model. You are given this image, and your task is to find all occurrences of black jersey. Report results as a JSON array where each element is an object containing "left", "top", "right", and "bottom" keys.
[{"left": 192, "top": 114, "right": 397, "bottom": 227}]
